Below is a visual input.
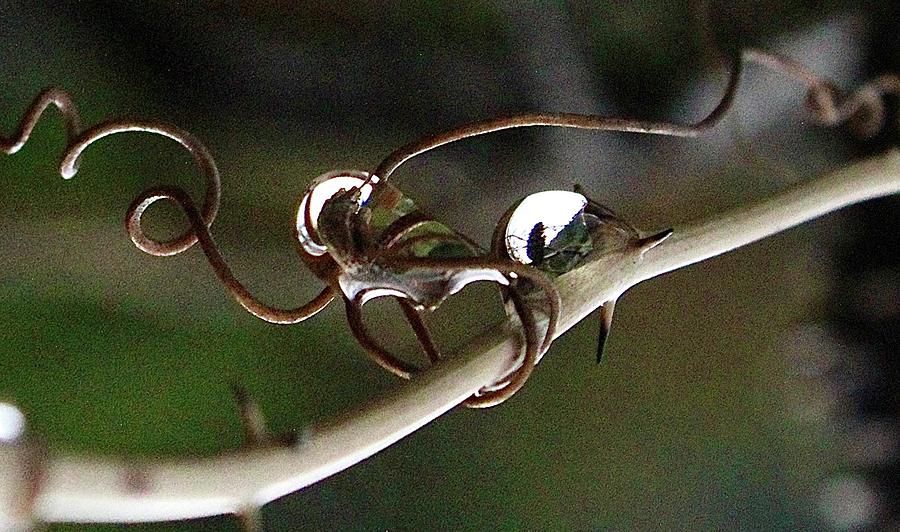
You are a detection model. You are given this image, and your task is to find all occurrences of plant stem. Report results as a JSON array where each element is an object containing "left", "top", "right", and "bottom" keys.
[
  {"left": 4, "top": 150, "right": 899, "bottom": 525},
  {"left": 635, "top": 149, "right": 900, "bottom": 282}
]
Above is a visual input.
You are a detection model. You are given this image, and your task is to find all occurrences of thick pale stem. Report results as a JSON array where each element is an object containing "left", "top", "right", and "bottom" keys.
[
  {"left": 635, "top": 149, "right": 900, "bottom": 282},
  {"left": 5, "top": 151, "right": 899, "bottom": 525}
]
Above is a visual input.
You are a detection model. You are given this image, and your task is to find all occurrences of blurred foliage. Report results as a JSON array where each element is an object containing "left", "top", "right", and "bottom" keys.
[{"left": 1, "top": 0, "right": 897, "bottom": 529}]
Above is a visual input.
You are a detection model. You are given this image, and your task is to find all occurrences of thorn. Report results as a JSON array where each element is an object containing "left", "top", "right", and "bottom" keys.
[
  {"left": 231, "top": 384, "right": 271, "bottom": 448},
  {"left": 237, "top": 505, "right": 263, "bottom": 532},
  {"left": 596, "top": 299, "right": 616, "bottom": 364},
  {"left": 635, "top": 228, "right": 673, "bottom": 255}
]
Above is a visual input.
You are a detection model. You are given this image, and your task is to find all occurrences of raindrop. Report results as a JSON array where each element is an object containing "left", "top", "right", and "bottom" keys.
[
  {"left": 504, "top": 190, "right": 591, "bottom": 271},
  {"left": 296, "top": 171, "right": 374, "bottom": 256}
]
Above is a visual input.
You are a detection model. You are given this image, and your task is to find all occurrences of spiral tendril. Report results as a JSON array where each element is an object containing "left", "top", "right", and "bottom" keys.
[
  {"left": 1, "top": 88, "right": 82, "bottom": 156},
  {"left": 366, "top": 49, "right": 900, "bottom": 195},
  {"left": 2, "top": 88, "right": 332, "bottom": 324}
]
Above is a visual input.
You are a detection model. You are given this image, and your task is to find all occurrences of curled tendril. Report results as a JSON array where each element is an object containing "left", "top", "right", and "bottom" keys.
[
  {"left": 344, "top": 261, "right": 556, "bottom": 407},
  {"left": 743, "top": 49, "right": 900, "bottom": 138},
  {"left": 331, "top": 202, "right": 560, "bottom": 407},
  {"left": 70, "top": 121, "right": 221, "bottom": 256},
  {"left": 2, "top": 88, "right": 331, "bottom": 324},
  {"left": 365, "top": 49, "right": 900, "bottom": 197},
  {"left": 1, "top": 88, "right": 219, "bottom": 254},
  {"left": 1, "top": 88, "right": 82, "bottom": 156},
  {"left": 127, "top": 186, "right": 334, "bottom": 323}
]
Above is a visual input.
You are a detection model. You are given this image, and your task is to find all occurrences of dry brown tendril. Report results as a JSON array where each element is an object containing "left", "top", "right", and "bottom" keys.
[
  {"left": 365, "top": 49, "right": 900, "bottom": 198},
  {"left": 309, "top": 187, "right": 559, "bottom": 407},
  {"left": 2, "top": 88, "right": 332, "bottom": 324}
]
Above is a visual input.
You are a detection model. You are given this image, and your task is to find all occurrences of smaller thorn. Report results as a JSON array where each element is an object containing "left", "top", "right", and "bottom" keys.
[
  {"left": 237, "top": 505, "right": 263, "bottom": 532},
  {"left": 596, "top": 299, "right": 617, "bottom": 364},
  {"left": 231, "top": 384, "right": 271, "bottom": 448},
  {"left": 635, "top": 228, "right": 673, "bottom": 255},
  {"left": 274, "top": 431, "right": 300, "bottom": 448}
]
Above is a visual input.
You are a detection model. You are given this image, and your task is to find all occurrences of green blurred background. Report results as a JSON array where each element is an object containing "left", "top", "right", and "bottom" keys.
[{"left": 1, "top": 1, "right": 897, "bottom": 529}]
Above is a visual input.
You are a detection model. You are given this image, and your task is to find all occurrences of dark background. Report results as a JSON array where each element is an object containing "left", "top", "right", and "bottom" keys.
[{"left": 1, "top": 1, "right": 898, "bottom": 529}]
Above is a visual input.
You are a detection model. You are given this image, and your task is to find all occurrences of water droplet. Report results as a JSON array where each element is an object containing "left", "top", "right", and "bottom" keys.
[
  {"left": 504, "top": 190, "right": 591, "bottom": 272},
  {"left": 296, "top": 171, "right": 374, "bottom": 256}
]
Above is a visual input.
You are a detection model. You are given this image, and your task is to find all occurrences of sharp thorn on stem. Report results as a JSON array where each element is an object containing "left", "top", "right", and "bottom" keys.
[
  {"left": 237, "top": 505, "right": 263, "bottom": 532},
  {"left": 596, "top": 299, "right": 617, "bottom": 364},
  {"left": 635, "top": 229, "right": 674, "bottom": 255},
  {"left": 230, "top": 383, "right": 271, "bottom": 448}
]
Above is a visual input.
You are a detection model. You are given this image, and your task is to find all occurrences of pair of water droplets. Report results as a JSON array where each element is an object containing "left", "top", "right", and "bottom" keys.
[{"left": 295, "top": 171, "right": 594, "bottom": 275}]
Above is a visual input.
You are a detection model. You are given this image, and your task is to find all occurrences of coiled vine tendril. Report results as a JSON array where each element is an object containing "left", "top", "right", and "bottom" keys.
[
  {"left": 367, "top": 48, "right": 900, "bottom": 192},
  {"left": 1, "top": 87, "right": 334, "bottom": 324}
]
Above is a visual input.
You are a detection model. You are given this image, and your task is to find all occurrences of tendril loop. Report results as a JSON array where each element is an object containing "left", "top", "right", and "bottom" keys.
[
  {"left": 127, "top": 185, "right": 334, "bottom": 323},
  {"left": 365, "top": 49, "right": 900, "bottom": 198},
  {"left": 69, "top": 121, "right": 221, "bottom": 256},
  {"left": 2, "top": 88, "right": 330, "bottom": 324}
]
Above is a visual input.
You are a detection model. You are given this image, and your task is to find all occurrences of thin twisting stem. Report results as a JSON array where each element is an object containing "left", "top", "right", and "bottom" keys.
[
  {"left": 384, "top": 256, "right": 560, "bottom": 353},
  {"left": 343, "top": 213, "right": 559, "bottom": 405},
  {"left": 377, "top": 211, "right": 485, "bottom": 256},
  {"left": 370, "top": 57, "right": 741, "bottom": 185},
  {"left": 2, "top": 89, "right": 332, "bottom": 324},
  {"left": 397, "top": 299, "right": 442, "bottom": 364},
  {"left": 462, "top": 286, "right": 538, "bottom": 408},
  {"left": 347, "top": 227, "right": 542, "bottom": 394},
  {"left": 379, "top": 220, "right": 559, "bottom": 394},
  {"left": 0, "top": 87, "right": 82, "bottom": 154},
  {"left": 344, "top": 298, "right": 419, "bottom": 378},
  {"left": 128, "top": 186, "right": 334, "bottom": 323},
  {"left": 369, "top": 49, "right": 898, "bottom": 188}
]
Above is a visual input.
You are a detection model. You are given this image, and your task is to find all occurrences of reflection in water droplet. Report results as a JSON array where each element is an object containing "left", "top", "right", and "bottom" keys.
[
  {"left": 296, "top": 172, "right": 374, "bottom": 256},
  {"left": 0, "top": 403, "right": 25, "bottom": 443},
  {"left": 505, "top": 190, "right": 590, "bottom": 269}
]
